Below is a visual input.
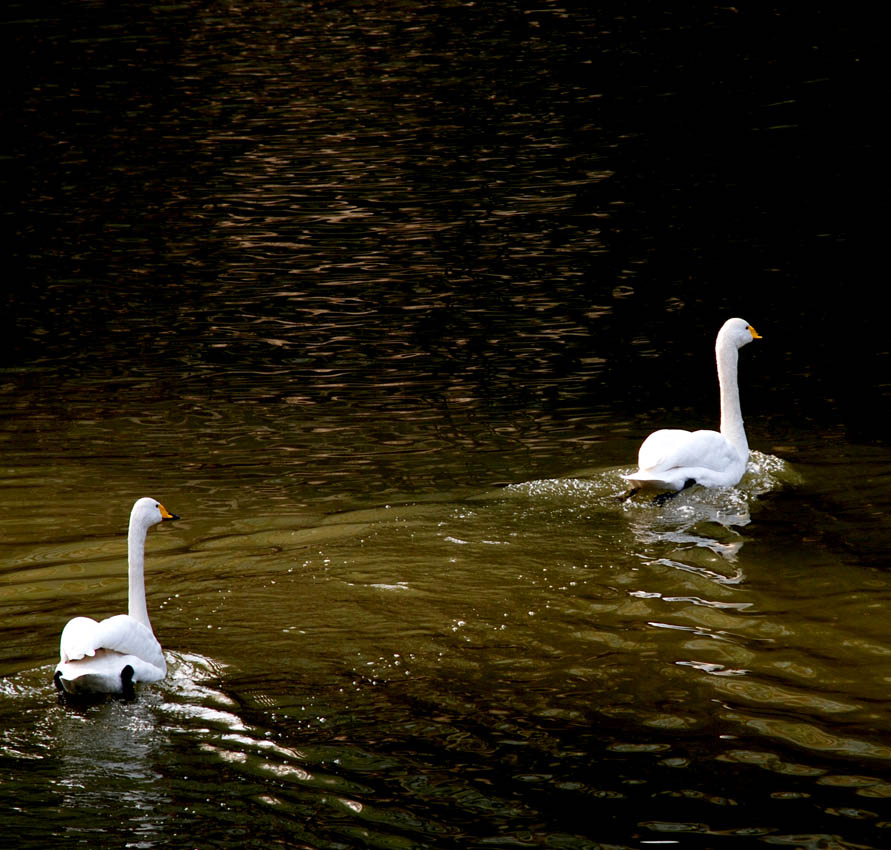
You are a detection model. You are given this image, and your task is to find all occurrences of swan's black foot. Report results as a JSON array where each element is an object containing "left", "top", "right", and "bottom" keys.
[
  {"left": 652, "top": 490, "right": 677, "bottom": 506},
  {"left": 53, "top": 670, "right": 74, "bottom": 705},
  {"left": 652, "top": 479, "right": 696, "bottom": 506},
  {"left": 120, "top": 665, "right": 136, "bottom": 701},
  {"left": 617, "top": 487, "right": 640, "bottom": 503}
]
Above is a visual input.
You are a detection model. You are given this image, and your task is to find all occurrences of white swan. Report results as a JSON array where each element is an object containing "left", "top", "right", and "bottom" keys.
[
  {"left": 623, "top": 318, "right": 761, "bottom": 500},
  {"left": 53, "top": 497, "right": 179, "bottom": 698}
]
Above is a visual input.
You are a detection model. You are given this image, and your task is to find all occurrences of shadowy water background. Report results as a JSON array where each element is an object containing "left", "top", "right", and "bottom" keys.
[{"left": 2, "top": 2, "right": 888, "bottom": 848}]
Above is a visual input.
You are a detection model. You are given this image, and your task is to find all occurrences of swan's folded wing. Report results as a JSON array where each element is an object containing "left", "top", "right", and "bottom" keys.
[
  {"left": 638, "top": 428, "right": 737, "bottom": 473},
  {"left": 59, "top": 614, "right": 164, "bottom": 671},
  {"left": 59, "top": 616, "right": 101, "bottom": 663},
  {"left": 94, "top": 615, "right": 165, "bottom": 671}
]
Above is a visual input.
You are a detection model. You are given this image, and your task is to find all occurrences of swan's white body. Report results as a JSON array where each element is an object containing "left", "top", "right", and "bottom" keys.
[
  {"left": 54, "top": 497, "right": 178, "bottom": 697},
  {"left": 624, "top": 318, "right": 761, "bottom": 494}
]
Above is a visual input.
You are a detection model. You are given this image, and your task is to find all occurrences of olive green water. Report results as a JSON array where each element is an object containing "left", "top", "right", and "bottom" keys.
[{"left": 2, "top": 2, "right": 889, "bottom": 848}]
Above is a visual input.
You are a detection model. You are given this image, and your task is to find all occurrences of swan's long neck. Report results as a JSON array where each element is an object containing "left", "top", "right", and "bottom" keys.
[
  {"left": 716, "top": 337, "right": 748, "bottom": 460},
  {"left": 127, "top": 520, "right": 152, "bottom": 630}
]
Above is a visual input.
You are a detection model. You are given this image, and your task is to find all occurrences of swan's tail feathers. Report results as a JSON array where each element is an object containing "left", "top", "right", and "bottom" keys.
[
  {"left": 54, "top": 662, "right": 128, "bottom": 697},
  {"left": 55, "top": 670, "right": 120, "bottom": 698},
  {"left": 54, "top": 651, "right": 164, "bottom": 700},
  {"left": 622, "top": 473, "right": 680, "bottom": 492}
]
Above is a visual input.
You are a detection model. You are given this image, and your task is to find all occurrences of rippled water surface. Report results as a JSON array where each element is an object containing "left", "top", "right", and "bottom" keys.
[{"left": 2, "top": 2, "right": 888, "bottom": 848}]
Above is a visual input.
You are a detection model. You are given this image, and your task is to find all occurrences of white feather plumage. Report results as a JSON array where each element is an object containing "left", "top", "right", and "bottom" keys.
[
  {"left": 624, "top": 318, "right": 761, "bottom": 496},
  {"left": 54, "top": 497, "right": 178, "bottom": 697}
]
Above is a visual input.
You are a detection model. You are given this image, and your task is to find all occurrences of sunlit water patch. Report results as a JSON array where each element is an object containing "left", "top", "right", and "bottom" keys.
[{"left": 3, "top": 445, "right": 890, "bottom": 848}]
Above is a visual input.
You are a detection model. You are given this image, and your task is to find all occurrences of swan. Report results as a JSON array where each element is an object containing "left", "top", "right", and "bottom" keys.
[
  {"left": 623, "top": 318, "right": 761, "bottom": 501},
  {"left": 53, "top": 497, "right": 179, "bottom": 698}
]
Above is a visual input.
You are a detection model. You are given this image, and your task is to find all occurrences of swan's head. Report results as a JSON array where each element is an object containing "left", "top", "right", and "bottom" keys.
[
  {"left": 130, "top": 497, "right": 180, "bottom": 530},
  {"left": 718, "top": 317, "right": 761, "bottom": 350}
]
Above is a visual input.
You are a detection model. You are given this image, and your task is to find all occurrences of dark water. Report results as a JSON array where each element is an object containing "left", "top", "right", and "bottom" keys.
[{"left": 2, "top": 2, "right": 889, "bottom": 848}]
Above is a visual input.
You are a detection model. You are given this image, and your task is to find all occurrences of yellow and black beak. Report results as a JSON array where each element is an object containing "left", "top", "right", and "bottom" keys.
[{"left": 159, "top": 503, "right": 180, "bottom": 521}]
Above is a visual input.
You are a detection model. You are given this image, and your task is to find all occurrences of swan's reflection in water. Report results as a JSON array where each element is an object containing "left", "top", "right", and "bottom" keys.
[
  {"left": 33, "top": 650, "right": 353, "bottom": 848},
  {"left": 51, "top": 683, "right": 169, "bottom": 844},
  {"left": 501, "top": 450, "right": 793, "bottom": 589},
  {"left": 628, "top": 508, "right": 747, "bottom": 585},
  {"left": 48, "top": 651, "right": 244, "bottom": 845},
  {"left": 495, "top": 452, "right": 796, "bottom": 686},
  {"left": 624, "top": 449, "right": 796, "bottom": 580}
]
